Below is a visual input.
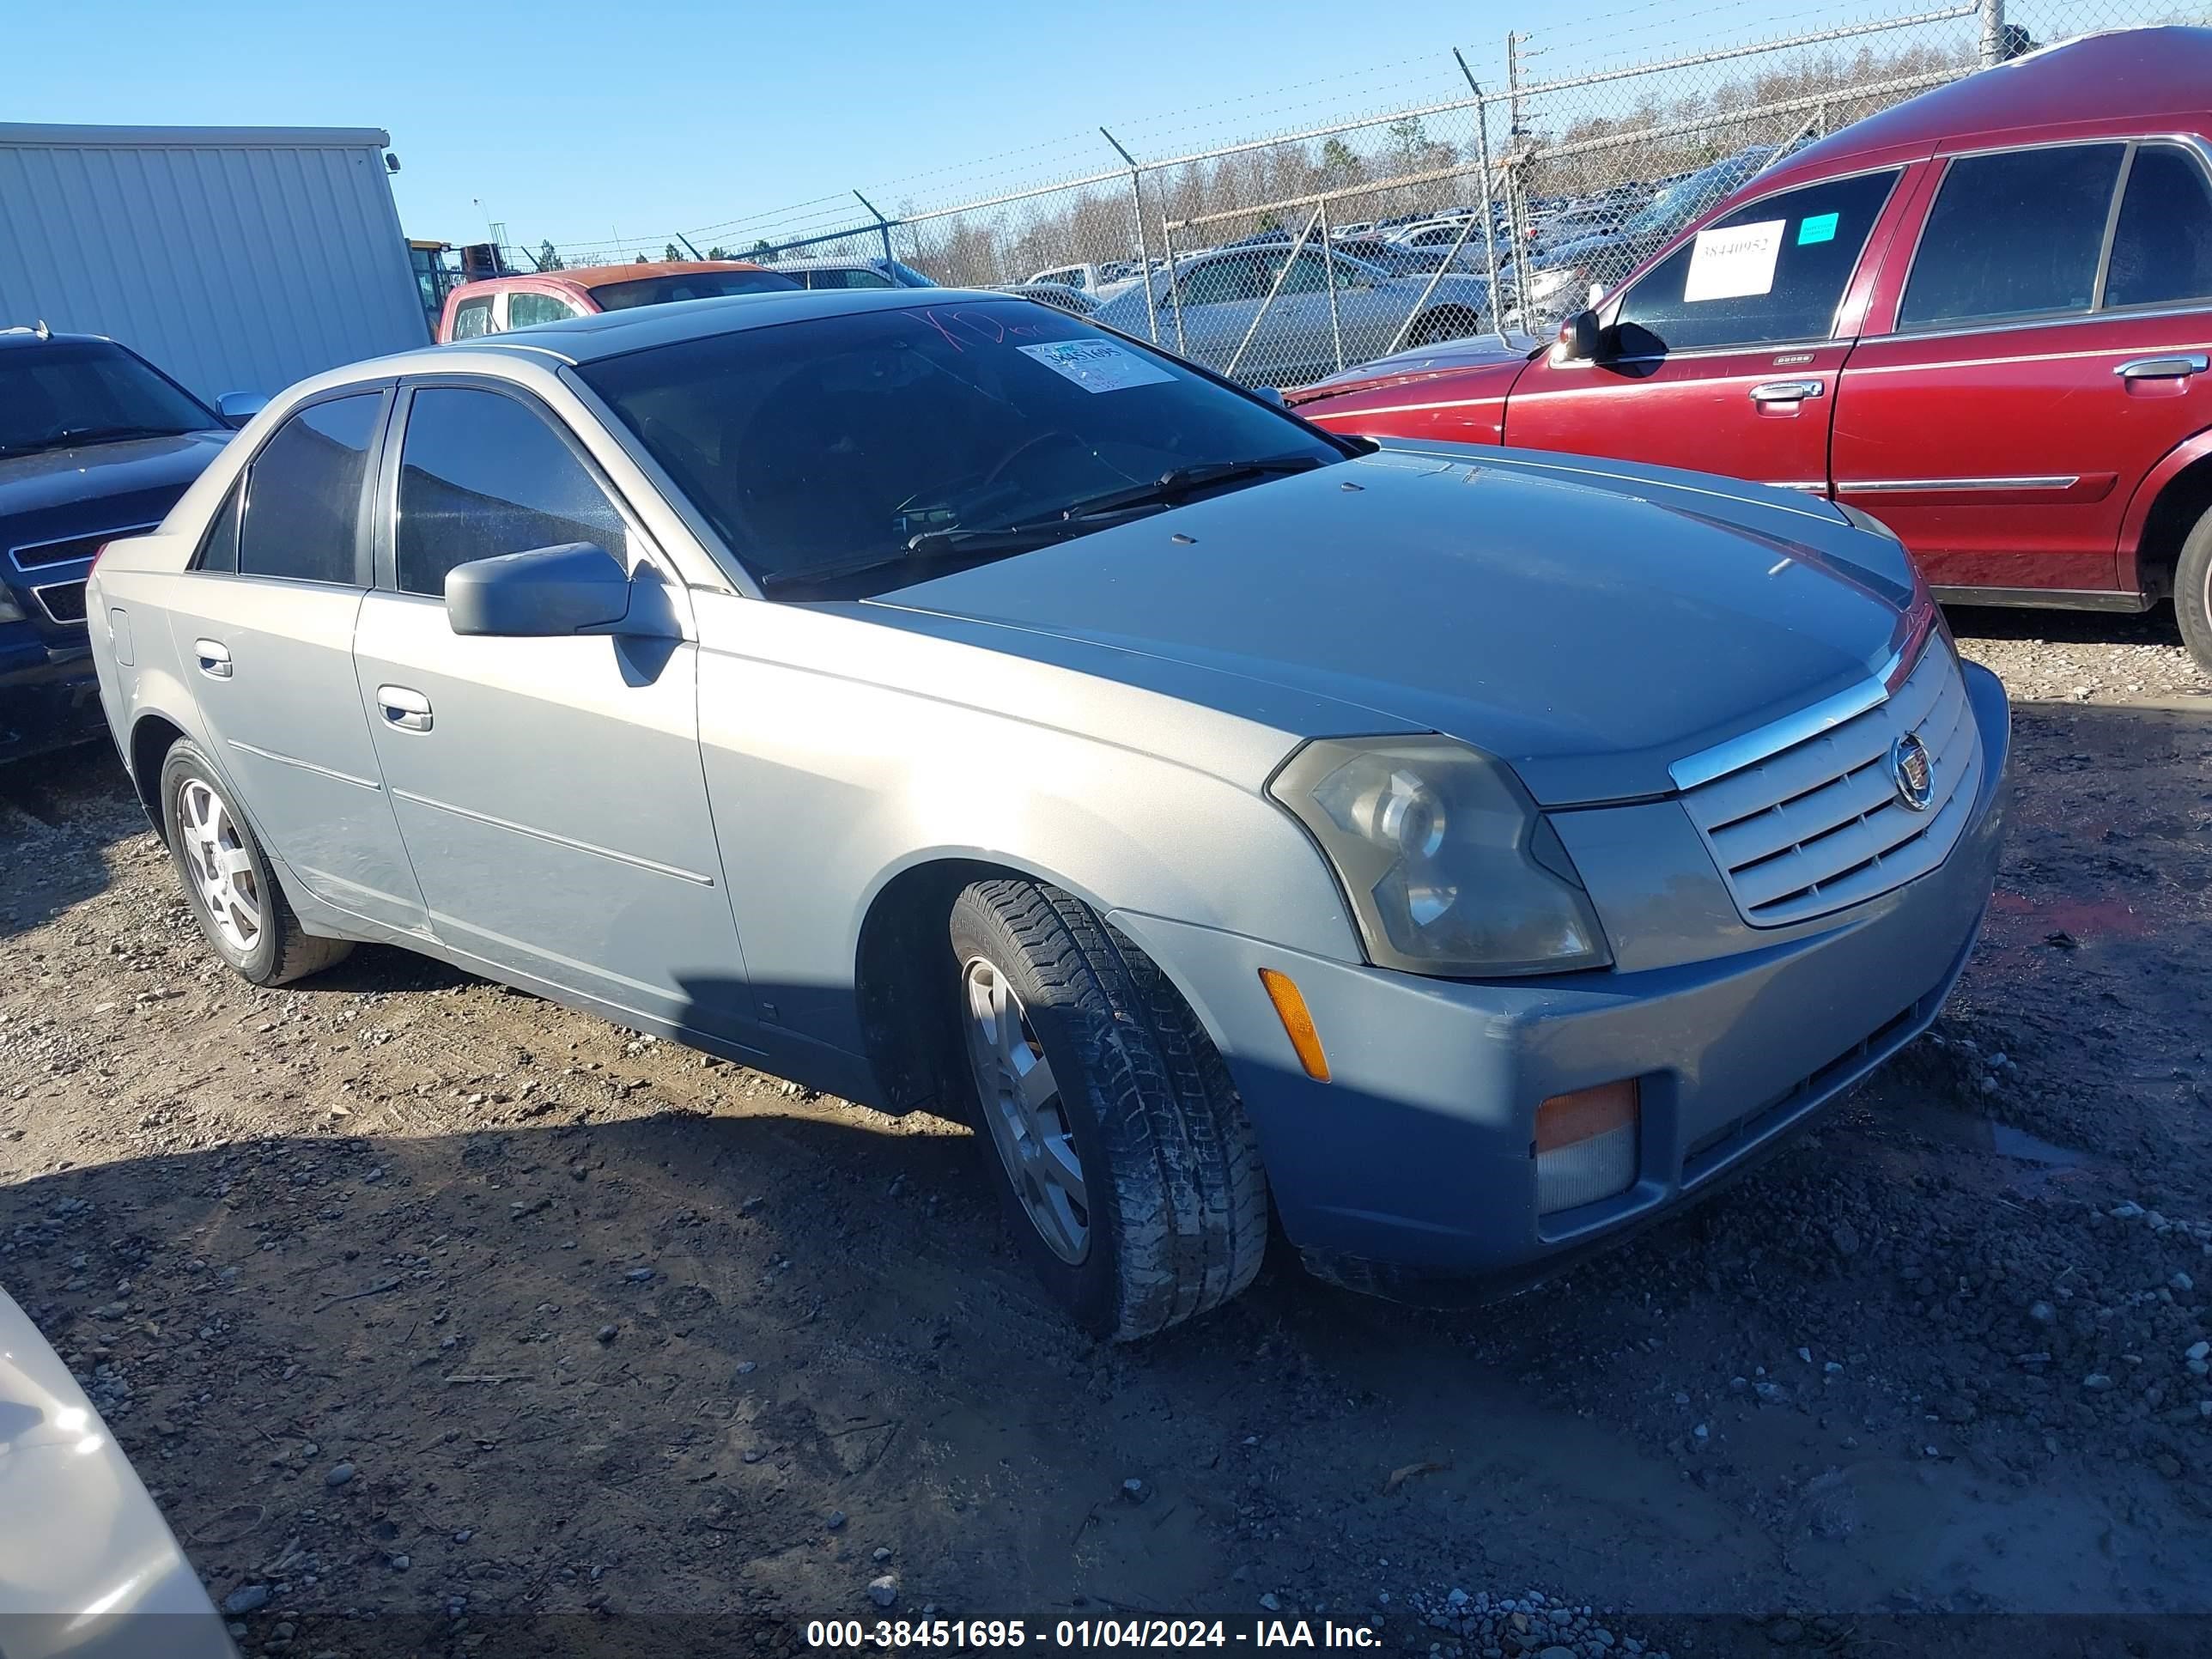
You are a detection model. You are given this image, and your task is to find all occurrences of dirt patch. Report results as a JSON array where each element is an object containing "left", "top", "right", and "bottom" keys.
[{"left": 2, "top": 612, "right": 2208, "bottom": 1656}]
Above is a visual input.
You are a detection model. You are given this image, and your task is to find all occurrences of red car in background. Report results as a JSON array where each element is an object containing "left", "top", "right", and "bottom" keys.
[
  {"left": 435, "top": 260, "right": 799, "bottom": 343},
  {"left": 1288, "top": 27, "right": 2212, "bottom": 671}
]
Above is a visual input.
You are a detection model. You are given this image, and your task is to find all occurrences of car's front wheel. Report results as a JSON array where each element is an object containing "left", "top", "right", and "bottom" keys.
[
  {"left": 948, "top": 878, "right": 1267, "bottom": 1340},
  {"left": 159, "top": 739, "right": 352, "bottom": 986},
  {"left": 2174, "top": 501, "right": 2212, "bottom": 674}
]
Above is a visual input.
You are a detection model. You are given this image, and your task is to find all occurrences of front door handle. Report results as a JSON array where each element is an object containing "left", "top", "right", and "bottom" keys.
[
  {"left": 194, "top": 639, "right": 232, "bottom": 679},
  {"left": 2115, "top": 353, "right": 2209, "bottom": 380},
  {"left": 1749, "top": 379, "right": 1826, "bottom": 404},
  {"left": 377, "top": 685, "right": 433, "bottom": 732}
]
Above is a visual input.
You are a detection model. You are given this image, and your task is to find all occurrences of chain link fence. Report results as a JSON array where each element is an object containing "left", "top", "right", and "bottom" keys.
[{"left": 514, "top": 0, "right": 2203, "bottom": 387}]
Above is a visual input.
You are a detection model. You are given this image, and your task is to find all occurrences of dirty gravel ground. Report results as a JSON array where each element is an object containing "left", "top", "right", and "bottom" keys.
[{"left": 2, "top": 609, "right": 2209, "bottom": 1658}]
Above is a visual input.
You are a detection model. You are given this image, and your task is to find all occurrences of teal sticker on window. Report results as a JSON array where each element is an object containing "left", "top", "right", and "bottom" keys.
[{"left": 1798, "top": 212, "right": 1839, "bottom": 246}]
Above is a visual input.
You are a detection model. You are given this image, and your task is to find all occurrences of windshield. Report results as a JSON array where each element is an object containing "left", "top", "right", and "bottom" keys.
[
  {"left": 586, "top": 270, "right": 802, "bottom": 311},
  {"left": 0, "top": 339, "right": 219, "bottom": 457},
  {"left": 579, "top": 300, "right": 1345, "bottom": 593}
]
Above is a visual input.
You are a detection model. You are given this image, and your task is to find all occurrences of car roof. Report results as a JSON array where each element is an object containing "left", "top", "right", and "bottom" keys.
[
  {"left": 1755, "top": 27, "right": 2212, "bottom": 192},
  {"left": 0, "top": 325, "right": 114, "bottom": 351},
  {"left": 447, "top": 260, "right": 779, "bottom": 301}
]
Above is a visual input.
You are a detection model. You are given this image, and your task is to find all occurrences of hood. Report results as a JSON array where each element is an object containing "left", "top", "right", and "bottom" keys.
[
  {"left": 1289, "top": 334, "right": 1540, "bottom": 404},
  {"left": 0, "top": 431, "right": 230, "bottom": 545},
  {"left": 868, "top": 447, "right": 1911, "bottom": 805}
]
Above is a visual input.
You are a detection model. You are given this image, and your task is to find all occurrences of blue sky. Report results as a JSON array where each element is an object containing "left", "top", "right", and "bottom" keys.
[{"left": 15, "top": 0, "right": 1872, "bottom": 257}]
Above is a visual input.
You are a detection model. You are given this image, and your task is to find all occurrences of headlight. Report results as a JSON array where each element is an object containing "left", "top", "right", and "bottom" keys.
[
  {"left": 1268, "top": 736, "right": 1610, "bottom": 977},
  {"left": 1527, "top": 265, "right": 1578, "bottom": 303}
]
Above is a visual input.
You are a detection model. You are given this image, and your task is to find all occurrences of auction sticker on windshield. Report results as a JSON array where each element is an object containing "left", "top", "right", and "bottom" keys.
[
  {"left": 1017, "top": 339, "right": 1176, "bottom": 393},
  {"left": 1682, "top": 218, "right": 1785, "bottom": 303}
]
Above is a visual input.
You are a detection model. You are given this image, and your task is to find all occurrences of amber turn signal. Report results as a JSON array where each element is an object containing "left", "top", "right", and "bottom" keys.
[{"left": 1258, "top": 969, "right": 1330, "bottom": 1082}]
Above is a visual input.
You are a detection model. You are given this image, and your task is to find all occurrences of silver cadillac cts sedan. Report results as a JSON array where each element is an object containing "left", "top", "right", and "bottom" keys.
[{"left": 88, "top": 289, "right": 2008, "bottom": 1338}]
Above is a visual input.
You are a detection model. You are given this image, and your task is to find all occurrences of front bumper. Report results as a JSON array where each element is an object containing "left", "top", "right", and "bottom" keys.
[
  {"left": 1110, "top": 660, "right": 2011, "bottom": 1297},
  {"left": 0, "top": 641, "right": 105, "bottom": 764}
]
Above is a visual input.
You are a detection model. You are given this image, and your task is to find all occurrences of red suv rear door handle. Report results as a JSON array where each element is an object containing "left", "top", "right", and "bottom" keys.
[
  {"left": 1748, "top": 380, "right": 1825, "bottom": 404},
  {"left": 2115, "top": 354, "right": 2209, "bottom": 380}
]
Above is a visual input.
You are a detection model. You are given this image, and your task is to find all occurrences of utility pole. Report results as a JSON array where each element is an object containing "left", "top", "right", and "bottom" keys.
[{"left": 1978, "top": 0, "right": 2007, "bottom": 65}]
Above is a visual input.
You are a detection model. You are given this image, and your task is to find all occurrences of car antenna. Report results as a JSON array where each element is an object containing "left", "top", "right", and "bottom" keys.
[{"left": 33, "top": 319, "right": 50, "bottom": 341}]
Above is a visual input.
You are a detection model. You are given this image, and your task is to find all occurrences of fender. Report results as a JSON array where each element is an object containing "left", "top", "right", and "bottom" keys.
[{"left": 2117, "top": 423, "right": 2212, "bottom": 592}]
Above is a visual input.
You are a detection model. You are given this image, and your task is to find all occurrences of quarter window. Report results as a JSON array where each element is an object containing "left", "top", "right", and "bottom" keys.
[
  {"left": 195, "top": 480, "right": 242, "bottom": 573},
  {"left": 1613, "top": 169, "right": 1899, "bottom": 352},
  {"left": 237, "top": 394, "right": 381, "bottom": 585},
  {"left": 2103, "top": 144, "right": 2212, "bottom": 311},
  {"left": 394, "top": 387, "right": 629, "bottom": 599},
  {"left": 504, "top": 291, "right": 579, "bottom": 327},
  {"left": 1899, "top": 143, "right": 2125, "bottom": 329},
  {"left": 450, "top": 296, "right": 497, "bottom": 338}
]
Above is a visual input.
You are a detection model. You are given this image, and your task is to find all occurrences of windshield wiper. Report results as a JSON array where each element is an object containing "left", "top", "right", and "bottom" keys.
[{"left": 1048, "top": 453, "right": 1328, "bottom": 521}]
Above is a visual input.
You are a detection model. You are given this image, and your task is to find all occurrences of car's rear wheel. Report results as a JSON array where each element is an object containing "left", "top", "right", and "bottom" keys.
[
  {"left": 159, "top": 740, "right": 351, "bottom": 986},
  {"left": 2174, "top": 502, "right": 2212, "bottom": 674},
  {"left": 948, "top": 878, "right": 1267, "bottom": 1340},
  {"left": 1409, "top": 305, "right": 1482, "bottom": 347}
]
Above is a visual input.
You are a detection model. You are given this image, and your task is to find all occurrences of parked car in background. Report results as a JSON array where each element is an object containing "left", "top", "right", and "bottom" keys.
[
  {"left": 437, "top": 260, "right": 798, "bottom": 342},
  {"left": 1092, "top": 242, "right": 1494, "bottom": 386},
  {"left": 1291, "top": 27, "right": 2212, "bottom": 667},
  {"left": 1, "top": 327, "right": 232, "bottom": 763},
  {"left": 91, "top": 286, "right": 2004, "bottom": 1339},
  {"left": 991, "top": 282, "right": 1102, "bottom": 316},
  {"left": 767, "top": 257, "right": 939, "bottom": 291},
  {"left": 1025, "top": 262, "right": 1141, "bottom": 301},
  {"left": 2, "top": 1284, "right": 235, "bottom": 1658}
]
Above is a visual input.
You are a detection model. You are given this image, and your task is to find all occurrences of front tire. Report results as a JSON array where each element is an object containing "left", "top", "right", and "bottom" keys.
[
  {"left": 159, "top": 740, "right": 351, "bottom": 986},
  {"left": 1409, "top": 305, "right": 1482, "bottom": 348},
  {"left": 948, "top": 878, "right": 1267, "bottom": 1340},
  {"left": 2175, "top": 502, "right": 2212, "bottom": 674}
]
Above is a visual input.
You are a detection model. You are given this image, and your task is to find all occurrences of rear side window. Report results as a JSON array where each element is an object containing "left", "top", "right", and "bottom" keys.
[
  {"left": 2103, "top": 144, "right": 2212, "bottom": 311},
  {"left": 1613, "top": 169, "right": 1899, "bottom": 352},
  {"left": 450, "top": 296, "right": 497, "bottom": 339},
  {"left": 1899, "top": 143, "right": 2125, "bottom": 329},
  {"left": 394, "top": 387, "right": 629, "bottom": 599},
  {"left": 504, "top": 291, "right": 579, "bottom": 327},
  {"left": 238, "top": 394, "right": 381, "bottom": 584}
]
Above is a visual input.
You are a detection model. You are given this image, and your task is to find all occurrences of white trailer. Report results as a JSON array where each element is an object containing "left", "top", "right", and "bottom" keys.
[{"left": 0, "top": 122, "right": 429, "bottom": 403}]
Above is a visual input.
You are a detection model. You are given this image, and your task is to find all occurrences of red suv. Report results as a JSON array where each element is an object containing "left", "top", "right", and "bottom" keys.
[{"left": 1288, "top": 27, "right": 2212, "bottom": 670}]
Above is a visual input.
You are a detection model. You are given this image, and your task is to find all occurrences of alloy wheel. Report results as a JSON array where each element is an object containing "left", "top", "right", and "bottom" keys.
[
  {"left": 177, "top": 776, "right": 263, "bottom": 954},
  {"left": 960, "top": 956, "right": 1090, "bottom": 1264}
]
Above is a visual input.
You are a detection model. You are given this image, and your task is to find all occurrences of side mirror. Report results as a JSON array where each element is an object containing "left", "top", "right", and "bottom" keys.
[
  {"left": 216, "top": 392, "right": 268, "bottom": 428},
  {"left": 446, "top": 543, "right": 632, "bottom": 637},
  {"left": 1558, "top": 309, "right": 1606, "bottom": 363}
]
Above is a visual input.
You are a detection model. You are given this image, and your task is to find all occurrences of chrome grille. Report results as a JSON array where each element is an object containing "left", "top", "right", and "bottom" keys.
[
  {"left": 33, "top": 580, "right": 88, "bottom": 624},
  {"left": 1679, "top": 641, "right": 1981, "bottom": 927}
]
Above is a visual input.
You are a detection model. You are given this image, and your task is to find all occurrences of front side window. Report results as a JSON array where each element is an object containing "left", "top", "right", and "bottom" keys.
[
  {"left": 2104, "top": 144, "right": 2212, "bottom": 312},
  {"left": 505, "top": 291, "right": 580, "bottom": 327},
  {"left": 394, "top": 387, "right": 629, "bottom": 599},
  {"left": 237, "top": 394, "right": 382, "bottom": 585},
  {"left": 450, "top": 296, "right": 497, "bottom": 339},
  {"left": 0, "top": 339, "right": 219, "bottom": 458},
  {"left": 1613, "top": 168, "right": 1899, "bottom": 353},
  {"left": 1179, "top": 256, "right": 1267, "bottom": 307},
  {"left": 578, "top": 301, "right": 1343, "bottom": 595},
  {"left": 1899, "top": 143, "right": 2125, "bottom": 329}
]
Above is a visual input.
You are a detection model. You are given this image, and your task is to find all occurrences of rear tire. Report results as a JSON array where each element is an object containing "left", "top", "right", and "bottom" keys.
[
  {"left": 1409, "top": 305, "right": 1482, "bottom": 348},
  {"left": 159, "top": 740, "right": 351, "bottom": 987},
  {"left": 2175, "top": 504, "right": 2212, "bottom": 675},
  {"left": 947, "top": 878, "right": 1267, "bottom": 1340}
]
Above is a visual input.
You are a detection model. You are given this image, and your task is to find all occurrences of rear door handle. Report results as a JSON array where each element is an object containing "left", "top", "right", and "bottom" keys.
[
  {"left": 377, "top": 685, "right": 433, "bottom": 732},
  {"left": 194, "top": 639, "right": 232, "bottom": 679},
  {"left": 2115, "top": 353, "right": 2209, "bottom": 380},
  {"left": 1749, "top": 379, "right": 1826, "bottom": 404}
]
